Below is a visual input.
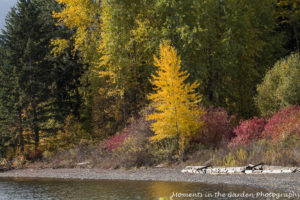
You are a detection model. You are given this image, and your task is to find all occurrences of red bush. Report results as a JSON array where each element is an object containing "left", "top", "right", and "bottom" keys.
[
  {"left": 103, "top": 132, "right": 130, "bottom": 152},
  {"left": 229, "top": 117, "right": 267, "bottom": 147},
  {"left": 264, "top": 106, "right": 300, "bottom": 142},
  {"left": 193, "top": 107, "right": 234, "bottom": 147},
  {"left": 102, "top": 116, "right": 152, "bottom": 152}
]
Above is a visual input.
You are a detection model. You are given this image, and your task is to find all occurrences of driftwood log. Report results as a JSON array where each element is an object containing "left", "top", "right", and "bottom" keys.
[{"left": 181, "top": 163, "right": 300, "bottom": 175}]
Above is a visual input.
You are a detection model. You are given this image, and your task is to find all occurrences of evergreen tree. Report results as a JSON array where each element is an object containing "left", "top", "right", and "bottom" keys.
[
  {"left": 0, "top": 0, "right": 85, "bottom": 153},
  {"left": 0, "top": 10, "right": 27, "bottom": 154}
]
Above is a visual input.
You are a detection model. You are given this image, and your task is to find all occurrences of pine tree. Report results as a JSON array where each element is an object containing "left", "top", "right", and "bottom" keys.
[
  {"left": 0, "top": 10, "right": 28, "bottom": 154},
  {"left": 147, "top": 42, "right": 204, "bottom": 159},
  {"left": 0, "top": 0, "right": 85, "bottom": 153}
]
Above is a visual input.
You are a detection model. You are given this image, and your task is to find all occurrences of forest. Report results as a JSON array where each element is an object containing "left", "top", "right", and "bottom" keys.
[{"left": 0, "top": 0, "right": 299, "bottom": 169}]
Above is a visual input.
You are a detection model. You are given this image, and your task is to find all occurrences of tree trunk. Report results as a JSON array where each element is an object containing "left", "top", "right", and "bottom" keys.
[
  {"left": 178, "top": 135, "right": 185, "bottom": 161},
  {"left": 32, "top": 103, "right": 39, "bottom": 150},
  {"left": 18, "top": 108, "right": 24, "bottom": 153},
  {"left": 293, "top": 24, "right": 299, "bottom": 51},
  {"left": 74, "top": 88, "right": 81, "bottom": 120}
]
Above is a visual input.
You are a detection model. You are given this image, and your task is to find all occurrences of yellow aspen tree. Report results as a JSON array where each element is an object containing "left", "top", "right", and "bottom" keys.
[
  {"left": 147, "top": 41, "right": 205, "bottom": 159},
  {"left": 52, "top": 0, "right": 101, "bottom": 64}
]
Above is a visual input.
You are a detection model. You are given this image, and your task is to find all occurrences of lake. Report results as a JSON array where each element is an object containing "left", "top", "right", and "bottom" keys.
[{"left": 0, "top": 178, "right": 279, "bottom": 199}]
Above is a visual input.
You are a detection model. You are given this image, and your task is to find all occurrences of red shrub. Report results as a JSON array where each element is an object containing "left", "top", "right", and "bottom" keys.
[
  {"left": 103, "top": 132, "right": 130, "bottom": 152},
  {"left": 193, "top": 107, "right": 234, "bottom": 147},
  {"left": 264, "top": 106, "right": 300, "bottom": 142},
  {"left": 229, "top": 117, "right": 267, "bottom": 147},
  {"left": 102, "top": 116, "right": 152, "bottom": 152}
]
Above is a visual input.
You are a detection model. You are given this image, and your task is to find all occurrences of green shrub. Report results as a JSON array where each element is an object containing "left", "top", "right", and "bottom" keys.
[
  {"left": 256, "top": 53, "right": 300, "bottom": 115},
  {"left": 151, "top": 138, "right": 178, "bottom": 163}
]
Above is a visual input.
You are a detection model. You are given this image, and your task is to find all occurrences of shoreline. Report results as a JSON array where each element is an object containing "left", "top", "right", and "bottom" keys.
[{"left": 0, "top": 168, "right": 300, "bottom": 193}]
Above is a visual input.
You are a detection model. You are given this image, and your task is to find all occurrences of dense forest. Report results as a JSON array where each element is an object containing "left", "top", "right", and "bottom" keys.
[{"left": 0, "top": 0, "right": 299, "bottom": 168}]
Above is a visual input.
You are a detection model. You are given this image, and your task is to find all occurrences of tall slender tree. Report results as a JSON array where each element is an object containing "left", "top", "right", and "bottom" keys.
[
  {"left": 0, "top": 34, "right": 26, "bottom": 155},
  {"left": 147, "top": 42, "right": 204, "bottom": 159}
]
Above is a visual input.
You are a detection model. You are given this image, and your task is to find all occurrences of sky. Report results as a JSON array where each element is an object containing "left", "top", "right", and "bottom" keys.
[{"left": 0, "top": 0, "right": 17, "bottom": 31}]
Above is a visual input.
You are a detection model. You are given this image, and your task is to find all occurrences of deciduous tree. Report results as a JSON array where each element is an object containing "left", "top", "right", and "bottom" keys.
[
  {"left": 256, "top": 53, "right": 300, "bottom": 115},
  {"left": 147, "top": 42, "right": 204, "bottom": 159}
]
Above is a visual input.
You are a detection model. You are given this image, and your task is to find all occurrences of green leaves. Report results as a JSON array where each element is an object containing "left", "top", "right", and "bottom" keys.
[{"left": 256, "top": 53, "right": 300, "bottom": 115}]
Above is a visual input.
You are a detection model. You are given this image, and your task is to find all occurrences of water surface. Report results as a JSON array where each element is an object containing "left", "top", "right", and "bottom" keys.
[{"left": 0, "top": 178, "right": 278, "bottom": 199}]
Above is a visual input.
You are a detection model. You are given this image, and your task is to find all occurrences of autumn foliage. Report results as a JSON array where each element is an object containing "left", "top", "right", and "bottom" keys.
[
  {"left": 52, "top": 0, "right": 101, "bottom": 61},
  {"left": 103, "top": 113, "right": 153, "bottom": 152},
  {"left": 103, "top": 133, "right": 130, "bottom": 152},
  {"left": 1, "top": 0, "right": 300, "bottom": 168},
  {"left": 193, "top": 107, "right": 234, "bottom": 147},
  {"left": 229, "top": 117, "right": 267, "bottom": 147},
  {"left": 147, "top": 42, "right": 204, "bottom": 157},
  {"left": 264, "top": 106, "right": 300, "bottom": 142},
  {"left": 229, "top": 106, "right": 300, "bottom": 147}
]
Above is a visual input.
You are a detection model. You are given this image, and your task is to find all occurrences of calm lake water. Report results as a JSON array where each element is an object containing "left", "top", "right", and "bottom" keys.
[{"left": 0, "top": 178, "right": 278, "bottom": 200}]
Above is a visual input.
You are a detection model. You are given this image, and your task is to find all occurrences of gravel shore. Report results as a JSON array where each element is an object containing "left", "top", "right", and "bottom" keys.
[{"left": 0, "top": 168, "right": 300, "bottom": 193}]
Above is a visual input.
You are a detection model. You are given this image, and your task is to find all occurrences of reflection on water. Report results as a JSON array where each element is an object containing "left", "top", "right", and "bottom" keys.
[{"left": 0, "top": 177, "right": 276, "bottom": 200}]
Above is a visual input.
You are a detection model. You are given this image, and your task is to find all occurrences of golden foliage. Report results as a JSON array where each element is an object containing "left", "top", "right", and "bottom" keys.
[
  {"left": 50, "top": 38, "right": 70, "bottom": 57},
  {"left": 147, "top": 42, "right": 205, "bottom": 157},
  {"left": 52, "top": 0, "right": 101, "bottom": 64}
]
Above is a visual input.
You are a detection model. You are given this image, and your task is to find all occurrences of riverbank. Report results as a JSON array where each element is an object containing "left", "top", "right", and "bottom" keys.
[{"left": 0, "top": 168, "right": 300, "bottom": 193}]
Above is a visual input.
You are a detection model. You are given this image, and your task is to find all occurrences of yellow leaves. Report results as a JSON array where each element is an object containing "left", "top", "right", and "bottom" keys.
[
  {"left": 147, "top": 42, "right": 205, "bottom": 156},
  {"left": 52, "top": 0, "right": 101, "bottom": 64},
  {"left": 53, "top": 0, "right": 98, "bottom": 29},
  {"left": 50, "top": 39, "right": 70, "bottom": 56}
]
